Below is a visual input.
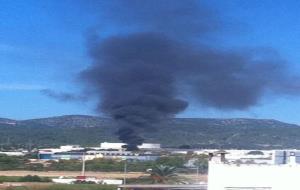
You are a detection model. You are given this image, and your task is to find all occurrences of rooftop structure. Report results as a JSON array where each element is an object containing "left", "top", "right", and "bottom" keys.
[
  {"left": 38, "top": 145, "right": 84, "bottom": 160},
  {"left": 100, "top": 142, "right": 161, "bottom": 150},
  {"left": 208, "top": 150, "right": 300, "bottom": 190}
]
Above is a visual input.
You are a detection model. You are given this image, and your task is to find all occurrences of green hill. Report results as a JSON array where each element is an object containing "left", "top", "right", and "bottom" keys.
[{"left": 0, "top": 115, "right": 300, "bottom": 149}]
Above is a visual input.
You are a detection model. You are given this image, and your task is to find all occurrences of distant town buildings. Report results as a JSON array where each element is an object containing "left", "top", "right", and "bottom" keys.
[
  {"left": 38, "top": 142, "right": 161, "bottom": 161},
  {"left": 5, "top": 141, "right": 300, "bottom": 189}
]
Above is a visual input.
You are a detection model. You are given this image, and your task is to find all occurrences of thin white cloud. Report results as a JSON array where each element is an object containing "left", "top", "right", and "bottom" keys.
[{"left": 0, "top": 84, "right": 45, "bottom": 91}]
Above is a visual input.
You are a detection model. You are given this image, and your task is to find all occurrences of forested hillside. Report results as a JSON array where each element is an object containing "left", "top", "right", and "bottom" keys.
[{"left": 0, "top": 115, "right": 299, "bottom": 149}]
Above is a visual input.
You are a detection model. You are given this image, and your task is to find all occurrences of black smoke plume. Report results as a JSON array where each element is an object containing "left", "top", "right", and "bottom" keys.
[
  {"left": 41, "top": 89, "right": 86, "bottom": 102},
  {"left": 80, "top": 0, "right": 298, "bottom": 150}
]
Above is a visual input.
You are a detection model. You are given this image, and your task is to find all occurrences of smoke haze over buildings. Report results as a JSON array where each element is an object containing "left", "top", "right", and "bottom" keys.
[{"left": 73, "top": 0, "right": 299, "bottom": 149}]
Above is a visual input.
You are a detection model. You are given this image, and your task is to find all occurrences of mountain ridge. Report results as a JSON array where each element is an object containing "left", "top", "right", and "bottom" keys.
[
  {"left": 0, "top": 115, "right": 300, "bottom": 149},
  {"left": 1, "top": 114, "right": 298, "bottom": 128}
]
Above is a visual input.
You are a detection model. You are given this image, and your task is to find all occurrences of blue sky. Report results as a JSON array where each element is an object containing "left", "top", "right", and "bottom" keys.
[{"left": 1, "top": 0, "right": 300, "bottom": 124}]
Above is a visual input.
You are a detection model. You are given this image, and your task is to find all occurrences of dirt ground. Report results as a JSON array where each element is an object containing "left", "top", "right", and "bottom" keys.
[{"left": 0, "top": 170, "right": 207, "bottom": 181}]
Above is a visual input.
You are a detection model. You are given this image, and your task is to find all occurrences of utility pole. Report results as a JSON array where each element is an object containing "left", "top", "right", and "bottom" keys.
[
  {"left": 81, "top": 152, "right": 86, "bottom": 177},
  {"left": 123, "top": 159, "right": 127, "bottom": 184},
  {"left": 6, "top": 137, "right": 10, "bottom": 146},
  {"left": 28, "top": 139, "right": 32, "bottom": 152},
  {"left": 196, "top": 166, "right": 199, "bottom": 181}
]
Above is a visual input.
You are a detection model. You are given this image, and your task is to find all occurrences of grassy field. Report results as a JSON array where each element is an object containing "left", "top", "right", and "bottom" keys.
[
  {"left": 0, "top": 176, "right": 51, "bottom": 183},
  {"left": 0, "top": 171, "right": 146, "bottom": 179}
]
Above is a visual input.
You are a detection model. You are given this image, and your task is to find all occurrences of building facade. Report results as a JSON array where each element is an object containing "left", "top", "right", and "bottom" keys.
[{"left": 208, "top": 150, "right": 300, "bottom": 190}]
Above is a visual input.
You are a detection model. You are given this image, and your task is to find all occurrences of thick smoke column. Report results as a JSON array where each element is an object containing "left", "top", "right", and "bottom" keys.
[
  {"left": 80, "top": 0, "right": 297, "bottom": 150},
  {"left": 82, "top": 34, "right": 189, "bottom": 150}
]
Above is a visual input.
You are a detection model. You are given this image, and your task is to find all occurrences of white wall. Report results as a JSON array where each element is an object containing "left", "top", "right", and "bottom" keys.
[
  {"left": 0, "top": 151, "right": 25, "bottom": 156},
  {"left": 100, "top": 142, "right": 161, "bottom": 150},
  {"left": 100, "top": 142, "right": 126, "bottom": 150},
  {"left": 138, "top": 143, "right": 161, "bottom": 149},
  {"left": 208, "top": 162, "right": 300, "bottom": 190}
]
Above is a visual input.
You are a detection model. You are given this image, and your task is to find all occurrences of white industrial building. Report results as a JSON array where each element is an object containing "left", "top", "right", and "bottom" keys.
[
  {"left": 208, "top": 150, "right": 300, "bottom": 190},
  {"left": 39, "top": 145, "right": 84, "bottom": 153},
  {"left": 38, "top": 143, "right": 160, "bottom": 161},
  {"left": 100, "top": 142, "right": 161, "bottom": 150},
  {"left": 0, "top": 151, "right": 27, "bottom": 156}
]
